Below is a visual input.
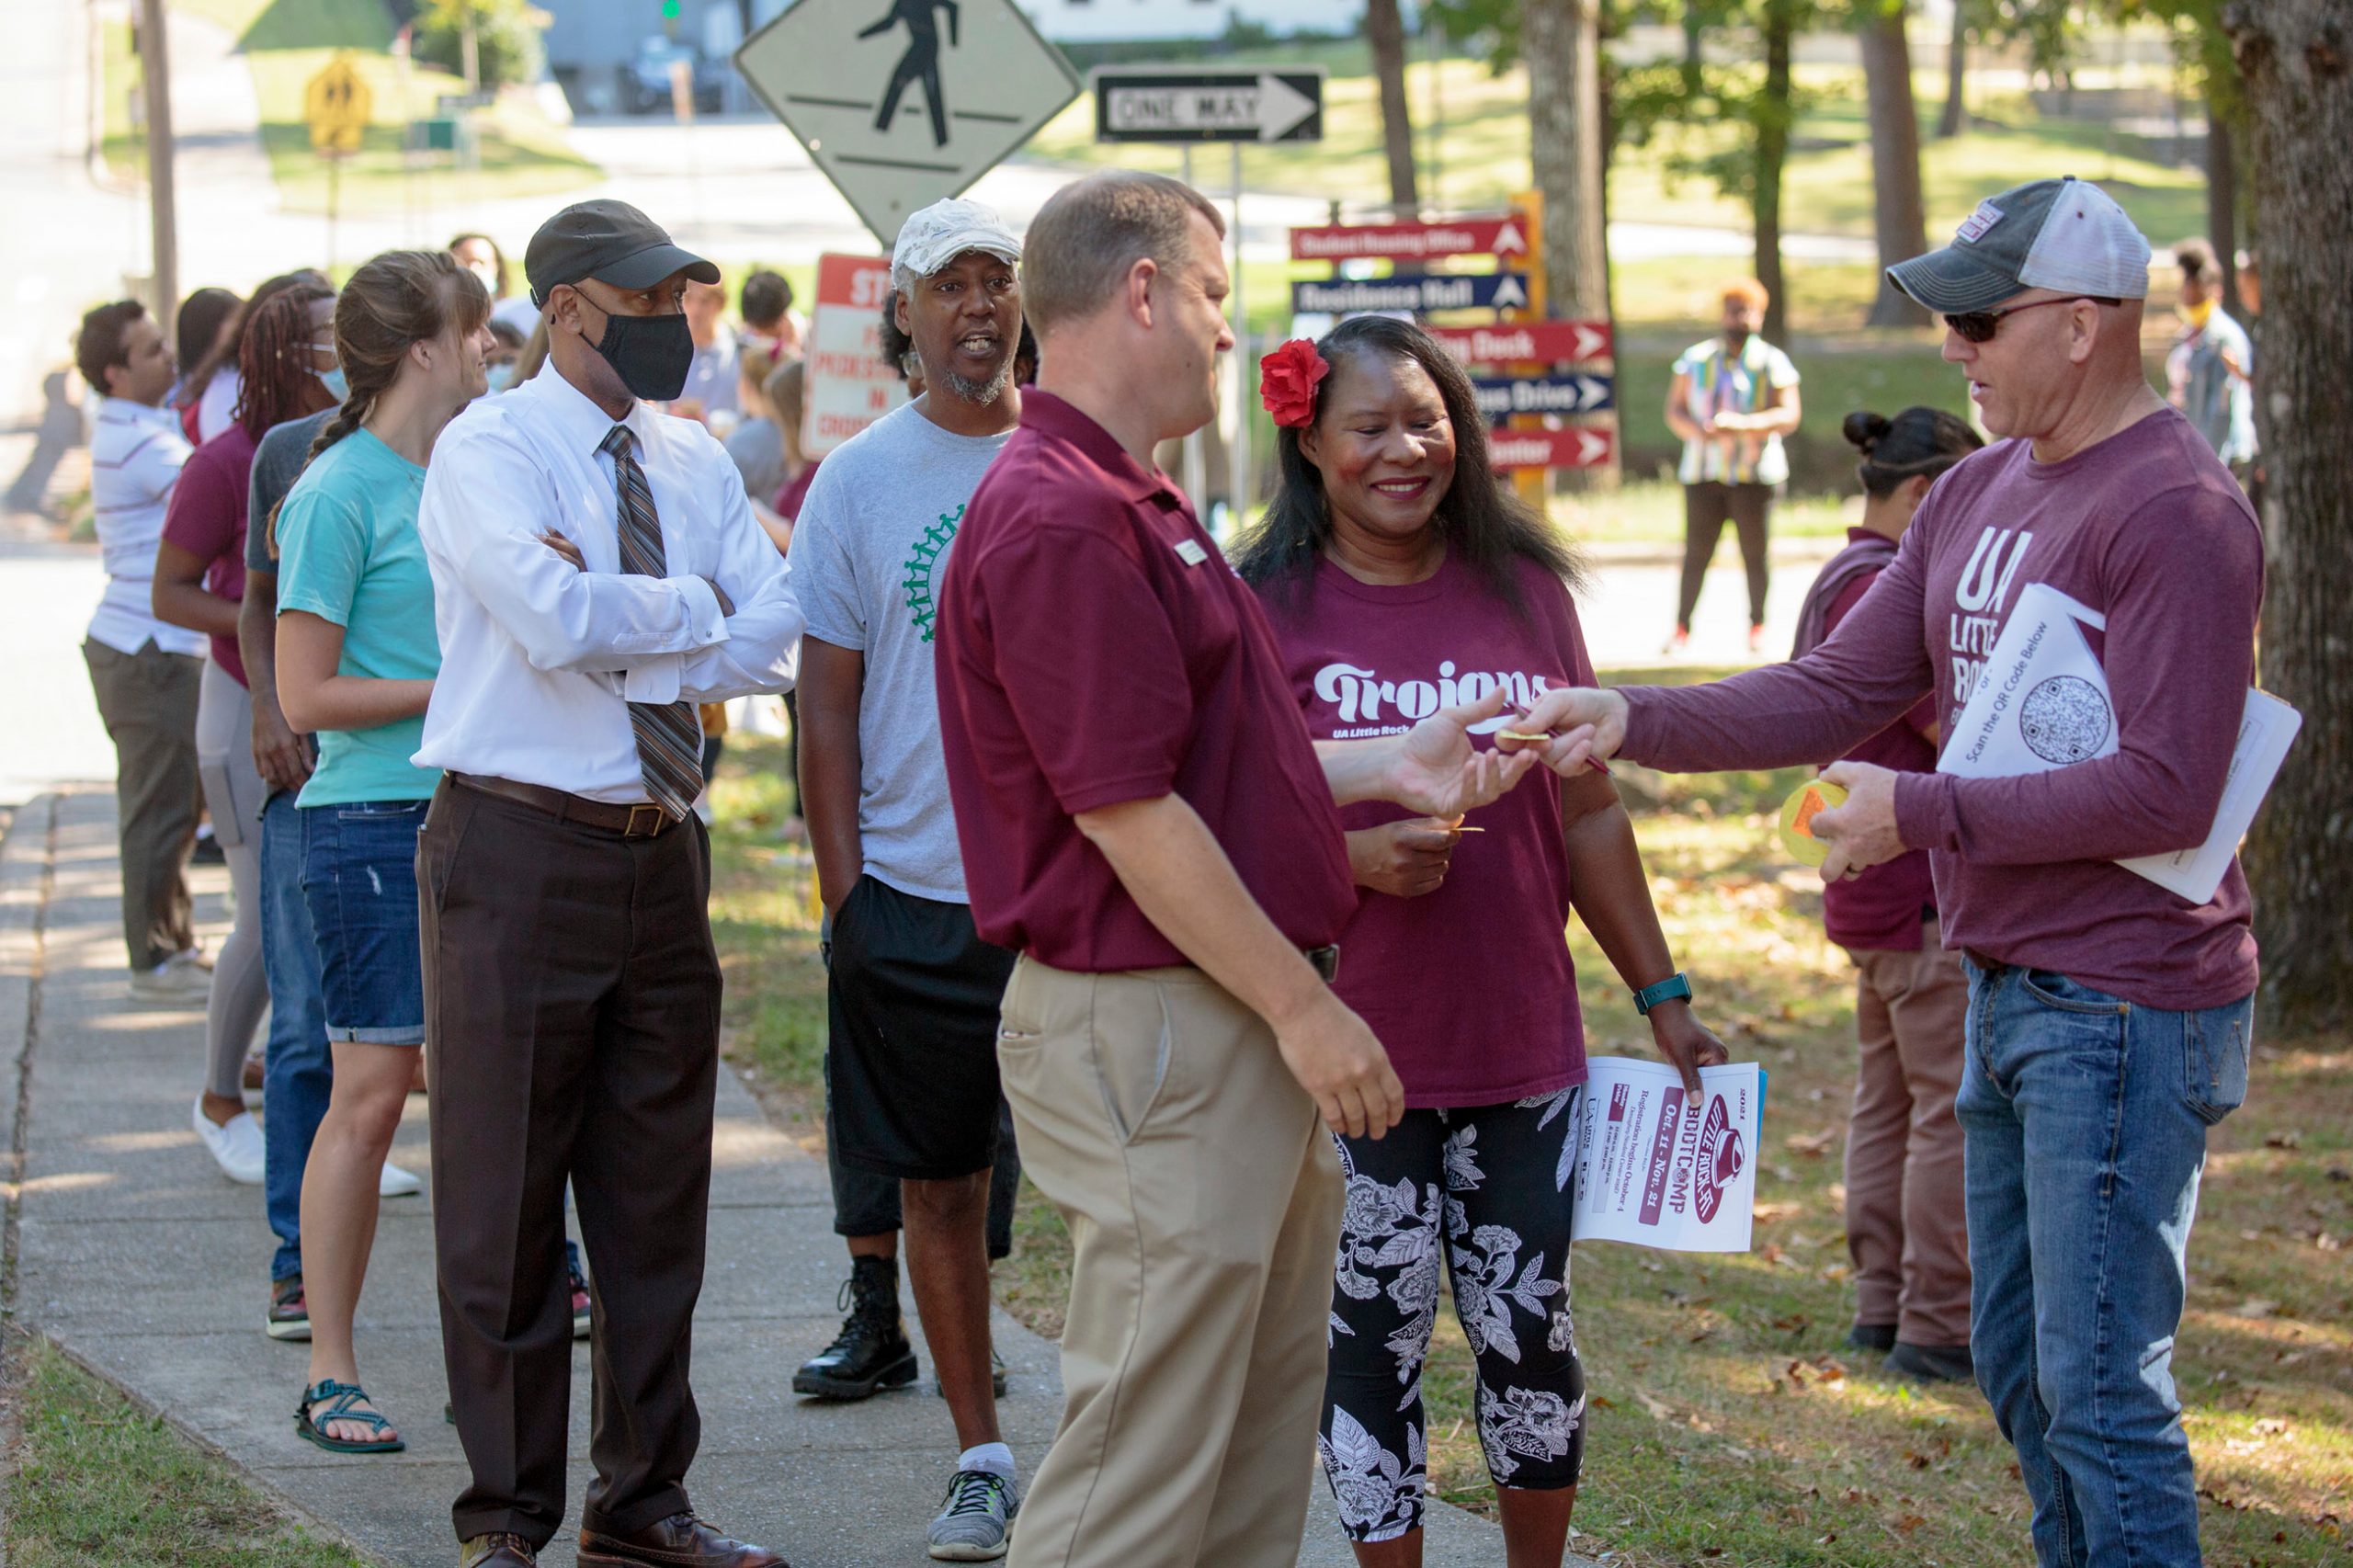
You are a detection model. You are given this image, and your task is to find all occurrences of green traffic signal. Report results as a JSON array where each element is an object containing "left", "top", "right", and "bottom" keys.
[{"left": 660, "top": 0, "right": 680, "bottom": 15}]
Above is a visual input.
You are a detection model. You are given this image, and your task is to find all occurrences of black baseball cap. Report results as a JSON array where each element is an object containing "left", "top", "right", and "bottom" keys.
[{"left": 525, "top": 199, "right": 720, "bottom": 308}]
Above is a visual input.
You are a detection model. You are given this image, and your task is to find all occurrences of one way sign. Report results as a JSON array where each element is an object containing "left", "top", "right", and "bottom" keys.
[{"left": 1093, "top": 69, "right": 1324, "bottom": 144}]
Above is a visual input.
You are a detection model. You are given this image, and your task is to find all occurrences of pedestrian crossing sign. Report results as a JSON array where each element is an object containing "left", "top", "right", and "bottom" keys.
[
  {"left": 304, "top": 53, "right": 371, "bottom": 156},
  {"left": 735, "top": 0, "right": 1080, "bottom": 247}
]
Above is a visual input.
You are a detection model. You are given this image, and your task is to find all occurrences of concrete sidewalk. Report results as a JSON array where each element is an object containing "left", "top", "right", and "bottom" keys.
[{"left": 1, "top": 791, "right": 1519, "bottom": 1567}]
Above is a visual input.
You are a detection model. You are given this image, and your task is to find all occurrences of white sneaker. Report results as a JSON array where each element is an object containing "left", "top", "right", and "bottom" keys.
[
  {"left": 192, "top": 1099, "right": 266, "bottom": 1184},
  {"left": 131, "top": 956, "right": 213, "bottom": 1004},
  {"left": 379, "top": 1162, "right": 422, "bottom": 1198}
]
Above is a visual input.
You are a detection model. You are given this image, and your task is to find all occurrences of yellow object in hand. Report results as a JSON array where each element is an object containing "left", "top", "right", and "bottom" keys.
[{"left": 1778, "top": 779, "right": 1848, "bottom": 867}]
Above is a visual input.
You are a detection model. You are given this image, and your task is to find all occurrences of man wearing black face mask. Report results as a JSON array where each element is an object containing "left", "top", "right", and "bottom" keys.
[{"left": 412, "top": 199, "right": 802, "bottom": 1568}]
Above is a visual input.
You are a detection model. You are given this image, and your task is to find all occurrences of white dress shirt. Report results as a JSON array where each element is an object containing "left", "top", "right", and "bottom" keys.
[
  {"left": 87, "top": 398, "right": 203, "bottom": 656},
  {"left": 415, "top": 364, "right": 802, "bottom": 804}
]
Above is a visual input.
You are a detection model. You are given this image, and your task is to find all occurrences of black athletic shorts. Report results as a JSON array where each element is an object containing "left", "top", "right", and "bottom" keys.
[{"left": 826, "top": 874, "right": 1017, "bottom": 1181}]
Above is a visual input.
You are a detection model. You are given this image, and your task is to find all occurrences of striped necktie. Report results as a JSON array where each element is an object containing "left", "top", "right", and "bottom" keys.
[{"left": 600, "top": 423, "right": 704, "bottom": 820}]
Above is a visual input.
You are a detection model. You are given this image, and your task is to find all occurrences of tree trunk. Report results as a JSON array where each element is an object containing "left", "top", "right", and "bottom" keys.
[
  {"left": 2228, "top": 0, "right": 2353, "bottom": 1031},
  {"left": 2206, "top": 97, "right": 2240, "bottom": 316},
  {"left": 1526, "top": 0, "right": 1609, "bottom": 316},
  {"left": 1938, "top": 0, "right": 1968, "bottom": 137},
  {"left": 1365, "top": 0, "right": 1420, "bottom": 216},
  {"left": 1755, "top": 0, "right": 1793, "bottom": 346},
  {"left": 1862, "top": 3, "right": 1931, "bottom": 325}
]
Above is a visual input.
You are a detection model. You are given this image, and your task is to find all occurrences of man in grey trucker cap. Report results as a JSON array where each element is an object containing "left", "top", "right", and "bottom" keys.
[{"left": 1513, "top": 175, "right": 2267, "bottom": 1567}]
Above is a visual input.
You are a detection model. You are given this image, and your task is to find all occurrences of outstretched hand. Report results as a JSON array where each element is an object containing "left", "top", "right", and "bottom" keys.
[
  {"left": 1387, "top": 688, "right": 1541, "bottom": 818},
  {"left": 1495, "top": 687, "right": 1630, "bottom": 777}
]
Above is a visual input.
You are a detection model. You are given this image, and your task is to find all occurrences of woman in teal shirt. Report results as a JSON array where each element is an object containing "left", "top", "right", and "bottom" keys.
[{"left": 275, "top": 248, "right": 491, "bottom": 1454}]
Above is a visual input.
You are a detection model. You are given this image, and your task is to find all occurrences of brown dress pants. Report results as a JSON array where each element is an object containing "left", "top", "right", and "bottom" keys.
[
  {"left": 417, "top": 778, "right": 721, "bottom": 1549},
  {"left": 1845, "top": 919, "right": 1972, "bottom": 1348},
  {"left": 81, "top": 637, "right": 200, "bottom": 971},
  {"left": 997, "top": 957, "right": 1342, "bottom": 1568}
]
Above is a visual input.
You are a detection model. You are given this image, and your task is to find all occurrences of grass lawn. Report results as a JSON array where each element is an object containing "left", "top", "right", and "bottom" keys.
[
  {"left": 4, "top": 1336, "right": 368, "bottom": 1567},
  {"left": 107, "top": 0, "right": 597, "bottom": 214},
  {"left": 705, "top": 703, "right": 2352, "bottom": 1566}
]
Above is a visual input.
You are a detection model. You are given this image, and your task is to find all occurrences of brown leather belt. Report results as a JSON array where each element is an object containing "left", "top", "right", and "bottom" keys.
[{"left": 449, "top": 772, "right": 684, "bottom": 839}]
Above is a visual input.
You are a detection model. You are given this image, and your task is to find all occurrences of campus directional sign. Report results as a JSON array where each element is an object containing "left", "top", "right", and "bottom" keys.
[
  {"left": 1427, "top": 320, "right": 1614, "bottom": 367},
  {"left": 1471, "top": 374, "right": 1616, "bottom": 422},
  {"left": 1291, "top": 272, "right": 1532, "bottom": 315},
  {"left": 735, "top": 0, "right": 1081, "bottom": 246},
  {"left": 1091, "top": 68, "right": 1324, "bottom": 143},
  {"left": 1488, "top": 426, "right": 1618, "bottom": 472},
  {"left": 1289, "top": 213, "right": 1530, "bottom": 264}
]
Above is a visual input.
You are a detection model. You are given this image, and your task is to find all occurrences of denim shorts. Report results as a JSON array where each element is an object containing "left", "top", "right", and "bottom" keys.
[{"left": 299, "top": 799, "right": 429, "bottom": 1047}]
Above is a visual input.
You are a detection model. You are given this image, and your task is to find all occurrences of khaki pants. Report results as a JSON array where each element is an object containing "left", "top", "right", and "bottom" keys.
[
  {"left": 81, "top": 638, "right": 200, "bottom": 972},
  {"left": 998, "top": 957, "right": 1341, "bottom": 1568},
  {"left": 1846, "top": 920, "right": 1972, "bottom": 1347}
]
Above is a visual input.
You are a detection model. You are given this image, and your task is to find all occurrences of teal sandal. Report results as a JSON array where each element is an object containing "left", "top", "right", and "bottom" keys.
[{"left": 295, "top": 1378, "right": 406, "bottom": 1455}]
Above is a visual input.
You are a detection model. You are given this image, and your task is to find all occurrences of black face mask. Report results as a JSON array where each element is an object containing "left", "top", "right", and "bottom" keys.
[{"left": 582, "top": 297, "right": 694, "bottom": 403}]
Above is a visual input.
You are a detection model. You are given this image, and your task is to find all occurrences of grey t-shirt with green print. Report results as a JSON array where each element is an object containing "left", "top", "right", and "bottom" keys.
[{"left": 783, "top": 401, "right": 1013, "bottom": 903}]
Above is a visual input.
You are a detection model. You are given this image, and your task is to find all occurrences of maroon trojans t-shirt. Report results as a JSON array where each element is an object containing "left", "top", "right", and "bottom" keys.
[
  {"left": 935, "top": 392, "right": 1357, "bottom": 972},
  {"left": 1256, "top": 553, "right": 1595, "bottom": 1108}
]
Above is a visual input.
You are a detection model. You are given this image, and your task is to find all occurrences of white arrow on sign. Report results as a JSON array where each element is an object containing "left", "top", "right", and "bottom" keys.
[
  {"left": 1491, "top": 219, "right": 1528, "bottom": 256},
  {"left": 1101, "top": 74, "right": 1319, "bottom": 142},
  {"left": 1578, "top": 429, "right": 1612, "bottom": 464},
  {"left": 1574, "top": 323, "right": 1608, "bottom": 360},
  {"left": 1489, "top": 274, "right": 1529, "bottom": 311},
  {"left": 1574, "top": 375, "right": 1610, "bottom": 411}
]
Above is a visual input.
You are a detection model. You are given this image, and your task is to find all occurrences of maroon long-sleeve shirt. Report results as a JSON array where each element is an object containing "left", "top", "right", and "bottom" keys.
[{"left": 1621, "top": 408, "right": 2263, "bottom": 1010}]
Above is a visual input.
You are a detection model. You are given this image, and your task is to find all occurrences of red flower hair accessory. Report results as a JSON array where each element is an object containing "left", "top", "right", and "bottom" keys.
[{"left": 1259, "top": 338, "right": 1330, "bottom": 429}]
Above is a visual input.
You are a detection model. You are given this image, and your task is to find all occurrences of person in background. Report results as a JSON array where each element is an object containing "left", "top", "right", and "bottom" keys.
[
  {"left": 678, "top": 274, "right": 740, "bottom": 425},
  {"left": 739, "top": 267, "right": 802, "bottom": 360},
  {"left": 178, "top": 272, "right": 329, "bottom": 445},
  {"left": 766, "top": 358, "right": 817, "bottom": 520},
  {"left": 785, "top": 197, "right": 1029, "bottom": 1561},
  {"left": 452, "top": 231, "right": 541, "bottom": 338},
  {"left": 1235, "top": 314, "right": 1725, "bottom": 1568},
  {"left": 414, "top": 198, "right": 799, "bottom": 1568},
  {"left": 880, "top": 291, "right": 926, "bottom": 396},
  {"left": 1663, "top": 278, "right": 1802, "bottom": 656},
  {"left": 1532, "top": 178, "right": 2264, "bottom": 1568},
  {"left": 237, "top": 324, "right": 428, "bottom": 1348},
  {"left": 76, "top": 298, "right": 208, "bottom": 1002},
  {"left": 1796, "top": 406, "right": 1983, "bottom": 1385},
  {"left": 484, "top": 318, "right": 527, "bottom": 394},
  {"left": 273, "top": 248, "right": 494, "bottom": 1457},
  {"left": 170, "top": 287, "right": 241, "bottom": 414},
  {"left": 511, "top": 314, "right": 552, "bottom": 388},
  {"left": 2165, "top": 238, "right": 2256, "bottom": 483},
  {"left": 723, "top": 343, "right": 785, "bottom": 501},
  {"left": 153, "top": 280, "right": 338, "bottom": 1185}
]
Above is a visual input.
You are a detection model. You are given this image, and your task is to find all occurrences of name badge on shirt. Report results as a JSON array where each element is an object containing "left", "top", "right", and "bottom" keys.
[{"left": 1174, "top": 539, "right": 1209, "bottom": 567}]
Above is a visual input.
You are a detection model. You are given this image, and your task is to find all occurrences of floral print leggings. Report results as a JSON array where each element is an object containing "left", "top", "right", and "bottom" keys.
[{"left": 1319, "top": 1092, "right": 1588, "bottom": 1543}]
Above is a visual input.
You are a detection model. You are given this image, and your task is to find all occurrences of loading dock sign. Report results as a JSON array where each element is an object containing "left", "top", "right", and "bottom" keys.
[{"left": 736, "top": 0, "right": 1081, "bottom": 246}]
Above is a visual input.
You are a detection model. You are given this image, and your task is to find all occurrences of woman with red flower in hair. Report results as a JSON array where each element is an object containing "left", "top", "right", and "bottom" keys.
[{"left": 1233, "top": 315, "right": 1725, "bottom": 1568}]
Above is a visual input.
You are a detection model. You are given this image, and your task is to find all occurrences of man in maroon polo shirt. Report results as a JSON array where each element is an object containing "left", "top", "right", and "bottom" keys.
[{"left": 933, "top": 170, "right": 1550, "bottom": 1568}]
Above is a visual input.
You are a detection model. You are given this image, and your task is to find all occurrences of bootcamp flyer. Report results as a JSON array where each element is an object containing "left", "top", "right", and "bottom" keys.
[{"left": 1571, "top": 1057, "right": 1763, "bottom": 1254}]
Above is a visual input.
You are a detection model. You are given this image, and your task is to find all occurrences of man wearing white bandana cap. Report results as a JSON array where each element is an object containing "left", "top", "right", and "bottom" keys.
[
  {"left": 783, "top": 195, "right": 1029, "bottom": 1562},
  {"left": 1524, "top": 176, "right": 2265, "bottom": 1568}
]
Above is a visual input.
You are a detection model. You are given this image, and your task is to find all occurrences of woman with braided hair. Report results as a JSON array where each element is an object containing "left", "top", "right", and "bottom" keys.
[
  {"left": 1790, "top": 404, "right": 1984, "bottom": 1385},
  {"left": 153, "top": 280, "right": 340, "bottom": 1185},
  {"left": 271, "top": 248, "right": 492, "bottom": 1454}
]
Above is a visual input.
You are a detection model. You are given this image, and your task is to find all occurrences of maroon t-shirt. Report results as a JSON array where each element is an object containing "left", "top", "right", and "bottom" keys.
[
  {"left": 1258, "top": 553, "right": 1594, "bottom": 1107},
  {"left": 159, "top": 422, "right": 257, "bottom": 687},
  {"left": 1621, "top": 409, "right": 2262, "bottom": 1010},
  {"left": 935, "top": 392, "right": 1357, "bottom": 972},
  {"left": 1807, "top": 532, "right": 1938, "bottom": 951}
]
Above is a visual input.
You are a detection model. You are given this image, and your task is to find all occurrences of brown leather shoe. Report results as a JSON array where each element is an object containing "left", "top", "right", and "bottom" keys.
[
  {"left": 460, "top": 1534, "right": 538, "bottom": 1568},
  {"left": 576, "top": 1512, "right": 786, "bottom": 1568}
]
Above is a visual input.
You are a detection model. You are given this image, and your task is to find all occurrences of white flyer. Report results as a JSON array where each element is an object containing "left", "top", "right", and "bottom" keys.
[
  {"left": 1567, "top": 1057, "right": 1762, "bottom": 1254},
  {"left": 1936, "top": 582, "right": 2302, "bottom": 905}
]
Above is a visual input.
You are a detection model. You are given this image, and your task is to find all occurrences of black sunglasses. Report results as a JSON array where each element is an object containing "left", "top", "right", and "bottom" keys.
[{"left": 1943, "top": 294, "right": 2124, "bottom": 344}]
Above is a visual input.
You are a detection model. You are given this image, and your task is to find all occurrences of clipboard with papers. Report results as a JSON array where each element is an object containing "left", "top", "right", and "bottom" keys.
[{"left": 1934, "top": 582, "right": 2302, "bottom": 905}]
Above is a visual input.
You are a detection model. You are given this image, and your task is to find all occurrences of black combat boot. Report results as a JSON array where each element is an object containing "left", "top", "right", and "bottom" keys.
[{"left": 792, "top": 1255, "right": 917, "bottom": 1399}]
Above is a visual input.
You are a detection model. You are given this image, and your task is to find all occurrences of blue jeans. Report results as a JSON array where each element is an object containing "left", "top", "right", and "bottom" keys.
[
  {"left": 258, "top": 790, "right": 332, "bottom": 1283},
  {"left": 1958, "top": 960, "right": 2253, "bottom": 1568}
]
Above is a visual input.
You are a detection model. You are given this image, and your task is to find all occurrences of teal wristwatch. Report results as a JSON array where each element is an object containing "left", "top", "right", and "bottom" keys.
[{"left": 1631, "top": 972, "right": 1692, "bottom": 1016}]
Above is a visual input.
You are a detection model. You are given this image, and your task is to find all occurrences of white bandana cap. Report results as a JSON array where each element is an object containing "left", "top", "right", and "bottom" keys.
[{"left": 892, "top": 199, "right": 1023, "bottom": 299}]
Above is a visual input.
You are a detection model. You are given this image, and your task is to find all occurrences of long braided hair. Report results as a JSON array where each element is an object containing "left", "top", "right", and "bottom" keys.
[
  {"left": 267, "top": 248, "right": 490, "bottom": 550},
  {"left": 231, "top": 283, "right": 337, "bottom": 443},
  {"left": 177, "top": 269, "right": 326, "bottom": 419}
]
